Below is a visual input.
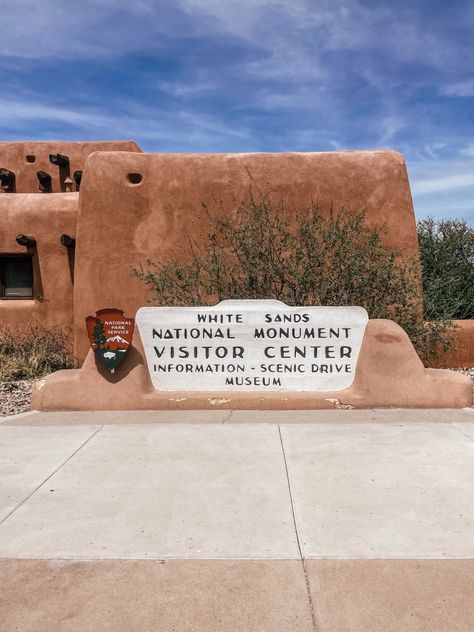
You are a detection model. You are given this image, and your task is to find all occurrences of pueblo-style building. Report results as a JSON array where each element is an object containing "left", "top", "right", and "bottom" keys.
[{"left": 0, "top": 140, "right": 472, "bottom": 366}]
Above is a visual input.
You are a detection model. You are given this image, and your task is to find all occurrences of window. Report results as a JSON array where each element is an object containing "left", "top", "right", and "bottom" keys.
[{"left": 0, "top": 255, "right": 34, "bottom": 299}]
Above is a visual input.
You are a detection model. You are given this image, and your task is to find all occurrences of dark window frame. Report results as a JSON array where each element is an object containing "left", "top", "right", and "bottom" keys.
[{"left": 0, "top": 253, "right": 34, "bottom": 300}]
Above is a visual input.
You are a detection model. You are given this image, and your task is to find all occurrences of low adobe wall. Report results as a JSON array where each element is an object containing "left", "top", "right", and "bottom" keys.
[
  {"left": 73, "top": 150, "right": 421, "bottom": 363},
  {"left": 433, "top": 320, "right": 474, "bottom": 368},
  {"left": 32, "top": 319, "right": 472, "bottom": 411}
]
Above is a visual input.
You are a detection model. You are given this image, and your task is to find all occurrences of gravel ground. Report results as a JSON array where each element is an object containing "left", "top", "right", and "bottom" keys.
[
  {"left": 0, "top": 381, "right": 34, "bottom": 417},
  {"left": 1, "top": 370, "right": 473, "bottom": 417}
]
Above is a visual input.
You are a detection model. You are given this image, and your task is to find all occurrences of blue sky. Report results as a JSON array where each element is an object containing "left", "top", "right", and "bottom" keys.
[{"left": 0, "top": 0, "right": 473, "bottom": 222}]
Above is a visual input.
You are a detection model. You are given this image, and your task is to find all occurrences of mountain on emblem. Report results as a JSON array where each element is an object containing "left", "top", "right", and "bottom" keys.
[
  {"left": 107, "top": 335, "right": 128, "bottom": 344},
  {"left": 85, "top": 308, "right": 135, "bottom": 373},
  {"left": 105, "top": 334, "right": 130, "bottom": 350}
]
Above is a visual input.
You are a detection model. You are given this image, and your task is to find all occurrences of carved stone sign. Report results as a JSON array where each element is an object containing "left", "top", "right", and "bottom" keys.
[
  {"left": 136, "top": 300, "right": 368, "bottom": 392},
  {"left": 86, "top": 308, "right": 135, "bottom": 372}
]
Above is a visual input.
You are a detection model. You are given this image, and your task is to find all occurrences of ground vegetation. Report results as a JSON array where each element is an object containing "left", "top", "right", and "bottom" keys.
[{"left": 134, "top": 192, "right": 454, "bottom": 363}]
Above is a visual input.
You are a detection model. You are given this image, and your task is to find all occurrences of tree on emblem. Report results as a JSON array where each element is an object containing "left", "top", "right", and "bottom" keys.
[{"left": 92, "top": 319, "right": 107, "bottom": 350}]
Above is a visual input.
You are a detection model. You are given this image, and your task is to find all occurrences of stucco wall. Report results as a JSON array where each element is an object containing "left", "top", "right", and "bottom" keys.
[
  {"left": 433, "top": 321, "right": 474, "bottom": 368},
  {"left": 73, "top": 150, "right": 421, "bottom": 362},
  {"left": 0, "top": 140, "right": 142, "bottom": 334},
  {"left": 0, "top": 193, "right": 78, "bottom": 332}
]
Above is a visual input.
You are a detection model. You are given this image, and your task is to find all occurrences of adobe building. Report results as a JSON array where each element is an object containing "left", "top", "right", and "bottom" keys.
[
  {"left": 0, "top": 141, "right": 472, "bottom": 371},
  {"left": 0, "top": 140, "right": 141, "bottom": 334}
]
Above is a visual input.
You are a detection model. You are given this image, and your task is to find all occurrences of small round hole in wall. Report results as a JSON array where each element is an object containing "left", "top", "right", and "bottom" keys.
[
  {"left": 26, "top": 155, "right": 36, "bottom": 163},
  {"left": 127, "top": 172, "right": 143, "bottom": 185}
]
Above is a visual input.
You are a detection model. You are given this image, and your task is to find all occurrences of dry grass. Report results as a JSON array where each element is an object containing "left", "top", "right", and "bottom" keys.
[{"left": 0, "top": 325, "right": 74, "bottom": 382}]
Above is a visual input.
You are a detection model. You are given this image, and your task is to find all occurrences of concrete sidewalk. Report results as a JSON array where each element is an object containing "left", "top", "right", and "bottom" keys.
[
  {"left": 1, "top": 412, "right": 473, "bottom": 631},
  {"left": 2, "top": 406, "right": 474, "bottom": 425}
]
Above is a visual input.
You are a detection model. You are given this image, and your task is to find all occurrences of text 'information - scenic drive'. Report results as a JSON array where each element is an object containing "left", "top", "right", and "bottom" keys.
[{"left": 136, "top": 300, "right": 368, "bottom": 392}]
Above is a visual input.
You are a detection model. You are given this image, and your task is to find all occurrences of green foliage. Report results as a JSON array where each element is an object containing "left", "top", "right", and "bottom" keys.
[
  {"left": 133, "top": 192, "right": 454, "bottom": 363},
  {"left": 418, "top": 217, "right": 474, "bottom": 320},
  {"left": 92, "top": 319, "right": 107, "bottom": 348},
  {"left": 0, "top": 325, "right": 74, "bottom": 382}
]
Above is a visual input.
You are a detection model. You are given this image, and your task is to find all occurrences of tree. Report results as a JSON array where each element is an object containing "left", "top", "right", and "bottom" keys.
[
  {"left": 418, "top": 217, "right": 474, "bottom": 320},
  {"left": 92, "top": 319, "right": 107, "bottom": 349},
  {"left": 133, "top": 192, "right": 454, "bottom": 363}
]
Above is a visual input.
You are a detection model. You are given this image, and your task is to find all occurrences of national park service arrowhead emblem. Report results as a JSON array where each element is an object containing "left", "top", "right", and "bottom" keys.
[{"left": 86, "top": 308, "right": 135, "bottom": 373}]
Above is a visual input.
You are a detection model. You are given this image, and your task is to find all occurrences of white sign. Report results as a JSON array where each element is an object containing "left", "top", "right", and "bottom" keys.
[{"left": 136, "top": 300, "right": 368, "bottom": 392}]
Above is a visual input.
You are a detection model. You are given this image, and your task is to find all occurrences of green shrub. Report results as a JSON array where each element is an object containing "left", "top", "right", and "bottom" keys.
[
  {"left": 418, "top": 217, "right": 474, "bottom": 320},
  {"left": 0, "top": 325, "right": 74, "bottom": 382},
  {"left": 133, "top": 192, "right": 454, "bottom": 363}
]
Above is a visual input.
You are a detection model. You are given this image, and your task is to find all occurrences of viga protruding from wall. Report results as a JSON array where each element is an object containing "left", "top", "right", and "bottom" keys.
[{"left": 32, "top": 319, "right": 472, "bottom": 411}]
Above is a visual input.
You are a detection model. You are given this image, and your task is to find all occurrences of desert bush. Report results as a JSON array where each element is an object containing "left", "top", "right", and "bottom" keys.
[
  {"left": 418, "top": 217, "right": 474, "bottom": 320},
  {"left": 0, "top": 325, "right": 74, "bottom": 382},
  {"left": 133, "top": 192, "right": 454, "bottom": 363}
]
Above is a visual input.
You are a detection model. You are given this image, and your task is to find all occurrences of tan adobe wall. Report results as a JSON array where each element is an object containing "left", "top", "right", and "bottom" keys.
[
  {"left": 0, "top": 193, "right": 78, "bottom": 331},
  {"left": 0, "top": 140, "right": 142, "bottom": 333},
  {"left": 73, "top": 149, "right": 421, "bottom": 362},
  {"left": 0, "top": 140, "right": 141, "bottom": 194},
  {"left": 433, "top": 321, "right": 474, "bottom": 368}
]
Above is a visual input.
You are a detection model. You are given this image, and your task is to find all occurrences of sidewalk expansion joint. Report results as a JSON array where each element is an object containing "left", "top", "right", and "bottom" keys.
[
  {"left": 0, "top": 425, "right": 104, "bottom": 527},
  {"left": 451, "top": 423, "right": 474, "bottom": 442},
  {"left": 277, "top": 425, "right": 319, "bottom": 632},
  {"left": 222, "top": 409, "right": 234, "bottom": 424}
]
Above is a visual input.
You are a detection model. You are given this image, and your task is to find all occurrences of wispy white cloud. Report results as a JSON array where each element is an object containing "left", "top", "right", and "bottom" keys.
[
  {"left": 0, "top": 99, "right": 108, "bottom": 127},
  {"left": 0, "top": 0, "right": 466, "bottom": 74},
  {"left": 378, "top": 115, "right": 406, "bottom": 144},
  {"left": 423, "top": 143, "right": 447, "bottom": 159},
  {"left": 460, "top": 143, "right": 474, "bottom": 157},
  {"left": 0, "top": 94, "right": 252, "bottom": 150},
  {"left": 442, "top": 80, "right": 474, "bottom": 97},
  {"left": 0, "top": 1, "right": 187, "bottom": 59},
  {"left": 408, "top": 156, "right": 474, "bottom": 220},
  {"left": 158, "top": 79, "right": 216, "bottom": 98},
  {"left": 253, "top": 85, "right": 328, "bottom": 111},
  {"left": 413, "top": 170, "right": 474, "bottom": 195},
  {"left": 0, "top": 0, "right": 472, "bottom": 221}
]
